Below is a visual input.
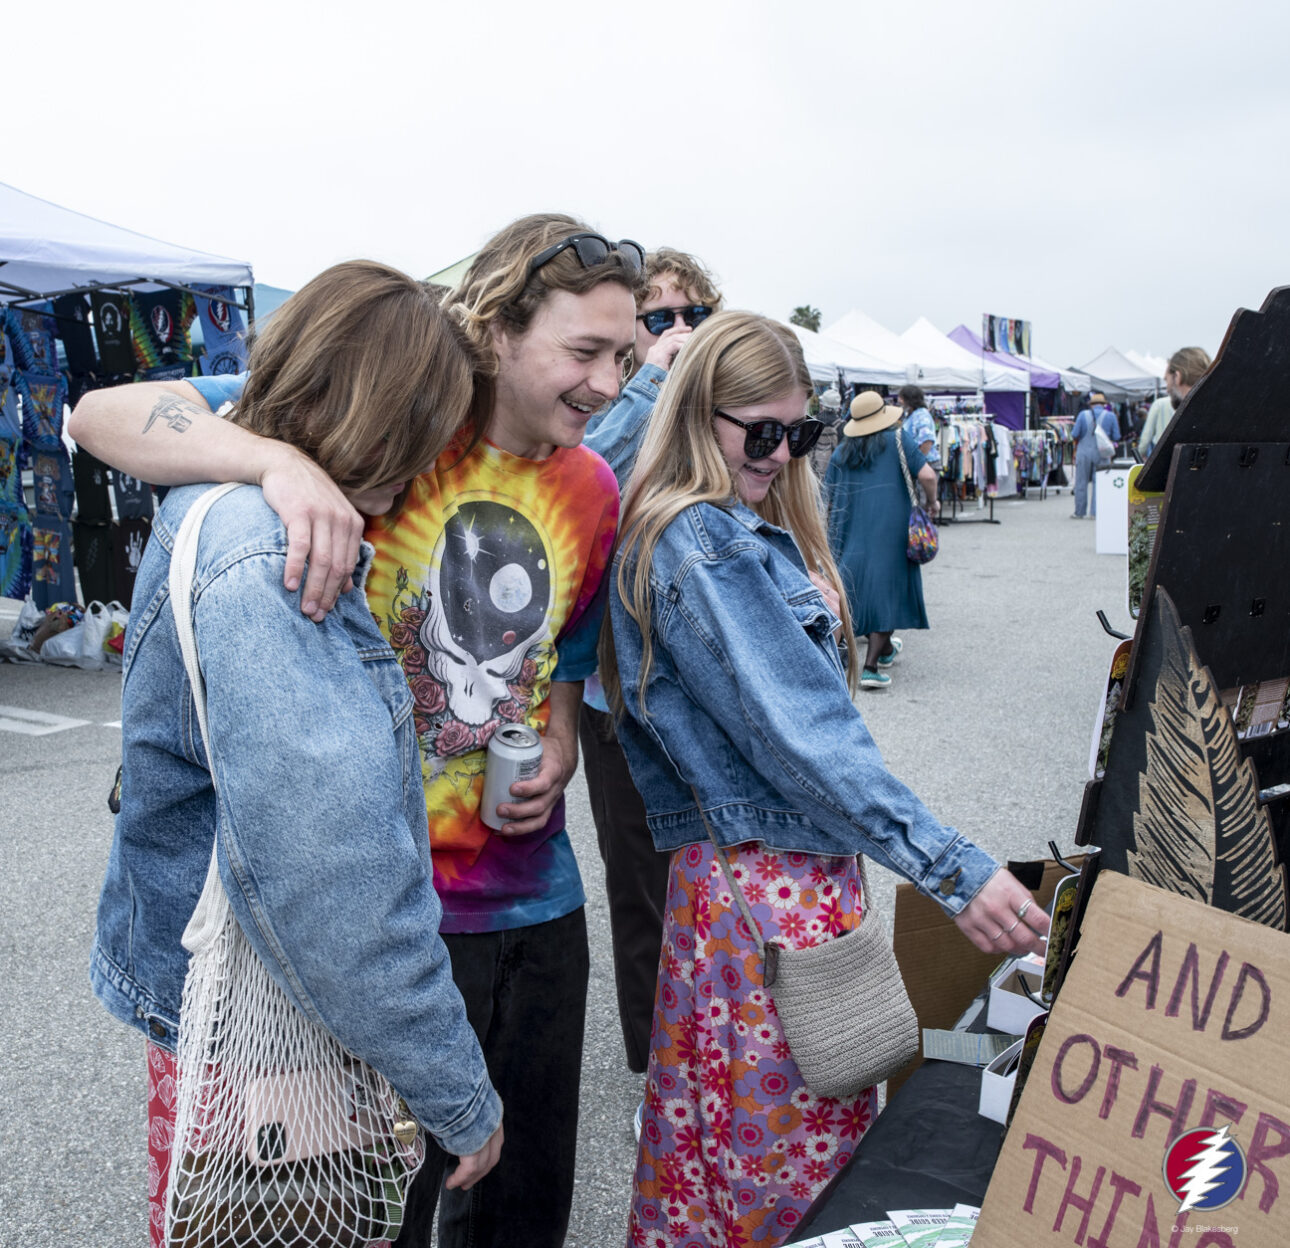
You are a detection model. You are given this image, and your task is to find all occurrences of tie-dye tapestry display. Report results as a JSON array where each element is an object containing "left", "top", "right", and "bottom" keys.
[
  {"left": 89, "top": 292, "right": 136, "bottom": 374},
  {"left": 195, "top": 286, "right": 249, "bottom": 376},
  {"left": 31, "top": 514, "right": 75, "bottom": 610},
  {"left": 130, "top": 289, "right": 195, "bottom": 369},
  {"left": 3, "top": 304, "right": 59, "bottom": 372},
  {"left": 14, "top": 370, "right": 67, "bottom": 447},
  {"left": 0, "top": 505, "right": 33, "bottom": 601},
  {"left": 32, "top": 446, "right": 75, "bottom": 520},
  {"left": 52, "top": 293, "right": 100, "bottom": 376},
  {"left": 0, "top": 366, "right": 20, "bottom": 442},
  {"left": 0, "top": 435, "right": 22, "bottom": 510}
]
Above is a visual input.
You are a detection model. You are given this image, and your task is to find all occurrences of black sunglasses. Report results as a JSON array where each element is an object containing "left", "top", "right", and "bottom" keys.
[
  {"left": 636, "top": 305, "right": 714, "bottom": 336},
  {"left": 714, "top": 409, "right": 824, "bottom": 460},
  {"left": 527, "top": 232, "right": 646, "bottom": 278}
]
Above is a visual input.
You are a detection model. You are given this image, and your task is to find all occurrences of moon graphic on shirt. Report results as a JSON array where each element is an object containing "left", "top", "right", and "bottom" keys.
[{"left": 490, "top": 563, "right": 532, "bottom": 614}]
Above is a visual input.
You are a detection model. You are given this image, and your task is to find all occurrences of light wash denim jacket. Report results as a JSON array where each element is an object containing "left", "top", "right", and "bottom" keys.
[
  {"left": 90, "top": 485, "right": 502, "bottom": 1156},
  {"left": 584, "top": 362, "right": 667, "bottom": 486},
  {"left": 609, "top": 499, "right": 1000, "bottom": 914}
]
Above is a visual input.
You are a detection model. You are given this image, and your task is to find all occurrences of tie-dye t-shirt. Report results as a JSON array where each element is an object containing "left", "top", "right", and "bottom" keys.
[
  {"left": 366, "top": 433, "right": 619, "bottom": 933},
  {"left": 188, "top": 373, "right": 619, "bottom": 934}
]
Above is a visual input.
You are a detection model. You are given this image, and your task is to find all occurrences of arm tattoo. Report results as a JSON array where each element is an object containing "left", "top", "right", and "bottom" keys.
[{"left": 142, "top": 394, "right": 198, "bottom": 435}]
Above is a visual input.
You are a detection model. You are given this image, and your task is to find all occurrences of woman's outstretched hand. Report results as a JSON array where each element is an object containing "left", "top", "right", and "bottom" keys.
[{"left": 954, "top": 869, "right": 1049, "bottom": 957}]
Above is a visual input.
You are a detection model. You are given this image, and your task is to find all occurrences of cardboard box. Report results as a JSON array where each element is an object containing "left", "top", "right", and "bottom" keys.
[
  {"left": 890, "top": 856, "right": 1081, "bottom": 1094},
  {"left": 975, "top": 871, "right": 1290, "bottom": 1247},
  {"left": 986, "top": 954, "right": 1047, "bottom": 1035},
  {"left": 979, "top": 1037, "right": 1025, "bottom": 1124}
]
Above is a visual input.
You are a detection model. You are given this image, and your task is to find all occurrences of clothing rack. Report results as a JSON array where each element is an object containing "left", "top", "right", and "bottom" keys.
[
  {"left": 1010, "top": 429, "right": 1063, "bottom": 501},
  {"left": 935, "top": 415, "right": 1001, "bottom": 525}
]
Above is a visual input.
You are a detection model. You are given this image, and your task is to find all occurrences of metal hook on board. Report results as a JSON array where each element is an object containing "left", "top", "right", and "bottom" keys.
[{"left": 1097, "top": 610, "right": 1131, "bottom": 641}]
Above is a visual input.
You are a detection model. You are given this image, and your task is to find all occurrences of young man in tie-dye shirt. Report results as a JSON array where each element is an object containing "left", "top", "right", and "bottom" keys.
[{"left": 69, "top": 214, "right": 644, "bottom": 1248}]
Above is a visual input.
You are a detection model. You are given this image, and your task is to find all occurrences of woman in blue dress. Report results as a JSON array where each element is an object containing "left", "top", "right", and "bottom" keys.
[{"left": 824, "top": 391, "right": 941, "bottom": 689}]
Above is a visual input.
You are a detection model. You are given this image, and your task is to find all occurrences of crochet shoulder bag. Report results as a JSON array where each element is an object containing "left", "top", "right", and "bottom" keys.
[
  {"left": 693, "top": 793, "right": 919, "bottom": 1099},
  {"left": 165, "top": 483, "right": 424, "bottom": 1248}
]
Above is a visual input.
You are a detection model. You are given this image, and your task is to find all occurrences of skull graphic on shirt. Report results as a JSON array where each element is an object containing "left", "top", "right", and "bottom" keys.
[{"left": 418, "top": 499, "right": 554, "bottom": 727}]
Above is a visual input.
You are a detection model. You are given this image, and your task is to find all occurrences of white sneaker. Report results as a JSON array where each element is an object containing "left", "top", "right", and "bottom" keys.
[{"left": 633, "top": 1099, "right": 645, "bottom": 1143}]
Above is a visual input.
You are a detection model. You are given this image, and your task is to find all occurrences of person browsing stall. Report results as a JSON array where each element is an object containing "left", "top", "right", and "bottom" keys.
[{"left": 599, "top": 311, "right": 1048, "bottom": 1247}]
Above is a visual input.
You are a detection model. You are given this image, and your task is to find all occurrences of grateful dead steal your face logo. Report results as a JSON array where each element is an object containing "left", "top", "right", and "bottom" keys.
[{"left": 387, "top": 498, "right": 556, "bottom": 758}]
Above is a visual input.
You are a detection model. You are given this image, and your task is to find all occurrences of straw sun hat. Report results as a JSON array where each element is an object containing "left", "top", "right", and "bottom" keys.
[{"left": 843, "top": 391, "right": 904, "bottom": 438}]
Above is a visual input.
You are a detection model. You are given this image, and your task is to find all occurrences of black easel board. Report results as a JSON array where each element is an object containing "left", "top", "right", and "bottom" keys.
[{"left": 1139, "top": 284, "right": 1290, "bottom": 492}]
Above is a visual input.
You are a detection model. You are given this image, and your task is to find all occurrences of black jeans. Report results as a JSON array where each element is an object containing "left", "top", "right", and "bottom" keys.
[
  {"left": 578, "top": 703, "right": 672, "bottom": 1074},
  {"left": 393, "top": 907, "right": 590, "bottom": 1248}
]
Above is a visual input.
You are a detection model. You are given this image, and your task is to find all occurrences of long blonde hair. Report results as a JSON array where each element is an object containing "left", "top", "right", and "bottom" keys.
[{"left": 600, "top": 311, "right": 858, "bottom": 716}]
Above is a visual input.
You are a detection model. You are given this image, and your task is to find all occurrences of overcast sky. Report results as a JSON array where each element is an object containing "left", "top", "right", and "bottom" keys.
[{"left": 11, "top": 0, "right": 1289, "bottom": 366}]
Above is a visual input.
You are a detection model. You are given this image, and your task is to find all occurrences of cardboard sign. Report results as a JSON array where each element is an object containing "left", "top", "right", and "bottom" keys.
[{"left": 976, "top": 871, "right": 1290, "bottom": 1246}]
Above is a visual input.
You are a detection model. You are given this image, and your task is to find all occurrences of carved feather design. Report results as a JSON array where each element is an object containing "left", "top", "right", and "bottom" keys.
[{"left": 1128, "top": 592, "right": 1288, "bottom": 929}]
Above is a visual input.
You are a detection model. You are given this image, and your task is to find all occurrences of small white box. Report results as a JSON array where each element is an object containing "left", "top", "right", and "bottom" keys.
[
  {"left": 986, "top": 954, "right": 1046, "bottom": 1036},
  {"left": 978, "top": 1037, "right": 1025, "bottom": 1124}
]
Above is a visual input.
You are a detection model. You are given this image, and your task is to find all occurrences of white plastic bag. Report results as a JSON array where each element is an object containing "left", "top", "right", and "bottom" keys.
[
  {"left": 0, "top": 595, "right": 44, "bottom": 662},
  {"left": 1094, "top": 423, "right": 1116, "bottom": 463},
  {"left": 77, "top": 602, "right": 113, "bottom": 670},
  {"left": 40, "top": 620, "right": 87, "bottom": 666},
  {"left": 101, "top": 601, "right": 129, "bottom": 669}
]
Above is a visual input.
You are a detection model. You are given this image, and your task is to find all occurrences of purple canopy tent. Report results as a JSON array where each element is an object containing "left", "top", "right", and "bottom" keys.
[{"left": 947, "top": 324, "right": 1059, "bottom": 429}]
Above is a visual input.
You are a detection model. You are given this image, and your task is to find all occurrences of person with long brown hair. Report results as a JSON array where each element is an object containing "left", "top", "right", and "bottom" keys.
[
  {"left": 87, "top": 261, "right": 504, "bottom": 1247},
  {"left": 600, "top": 310, "right": 1048, "bottom": 1247}
]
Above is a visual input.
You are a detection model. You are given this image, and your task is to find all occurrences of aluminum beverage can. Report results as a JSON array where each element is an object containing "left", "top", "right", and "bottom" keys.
[{"left": 481, "top": 723, "right": 544, "bottom": 830}]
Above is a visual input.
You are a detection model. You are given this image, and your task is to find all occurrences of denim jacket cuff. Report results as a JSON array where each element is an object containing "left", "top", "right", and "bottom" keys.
[
  {"left": 429, "top": 1081, "right": 503, "bottom": 1157},
  {"left": 916, "top": 838, "right": 1001, "bottom": 915}
]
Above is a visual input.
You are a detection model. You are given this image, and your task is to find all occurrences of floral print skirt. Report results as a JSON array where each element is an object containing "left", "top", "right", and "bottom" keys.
[{"left": 627, "top": 842, "right": 877, "bottom": 1248}]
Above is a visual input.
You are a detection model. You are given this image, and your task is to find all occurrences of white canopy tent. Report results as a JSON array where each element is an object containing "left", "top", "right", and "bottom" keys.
[
  {"left": 0, "top": 181, "right": 252, "bottom": 306},
  {"left": 1078, "top": 346, "right": 1161, "bottom": 397},
  {"left": 1025, "top": 350, "right": 1091, "bottom": 394},
  {"left": 1124, "top": 349, "right": 1167, "bottom": 380},
  {"left": 822, "top": 309, "right": 910, "bottom": 373},
  {"left": 788, "top": 325, "right": 907, "bottom": 388},
  {"left": 898, "top": 317, "right": 1030, "bottom": 393}
]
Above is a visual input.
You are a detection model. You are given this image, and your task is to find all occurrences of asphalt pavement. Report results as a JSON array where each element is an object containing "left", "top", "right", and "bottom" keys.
[{"left": 0, "top": 480, "right": 1132, "bottom": 1247}]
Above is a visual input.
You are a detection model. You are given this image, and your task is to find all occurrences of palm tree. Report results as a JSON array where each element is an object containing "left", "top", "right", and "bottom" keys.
[{"left": 789, "top": 305, "right": 821, "bottom": 333}]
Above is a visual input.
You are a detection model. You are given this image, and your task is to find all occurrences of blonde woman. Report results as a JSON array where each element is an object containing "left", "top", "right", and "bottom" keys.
[{"left": 601, "top": 311, "right": 1047, "bottom": 1247}]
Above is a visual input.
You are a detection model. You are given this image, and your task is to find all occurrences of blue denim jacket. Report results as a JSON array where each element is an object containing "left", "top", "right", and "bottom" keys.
[
  {"left": 609, "top": 500, "right": 1000, "bottom": 913},
  {"left": 584, "top": 362, "right": 667, "bottom": 486},
  {"left": 90, "top": 484, "right": 502, "bottom": 1157}
]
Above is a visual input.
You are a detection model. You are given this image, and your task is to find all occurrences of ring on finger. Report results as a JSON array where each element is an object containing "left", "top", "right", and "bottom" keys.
[
  {"left": 990, "top": 929, "right": 1004, "bottom": 941},
  {"left": 1017, "top": 899, "right": 1033, "bottom": 920},
  {"left": 1005, "top": 920, "right": 1020, "bottom": 934}
]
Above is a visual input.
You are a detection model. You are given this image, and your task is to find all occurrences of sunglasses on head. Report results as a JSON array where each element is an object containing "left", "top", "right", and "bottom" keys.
[
  {"left": 636, "top": 305, "right": 714, "bottom": 336},
  {"left": 714, "top": 409, "right": 824, "bottom": 460},
  {"left": 526, "top": 232, "right": 646, "bottom": 279}
]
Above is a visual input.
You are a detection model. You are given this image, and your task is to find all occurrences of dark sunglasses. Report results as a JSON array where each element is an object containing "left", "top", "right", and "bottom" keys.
[
  {"left": 526, "top": 232, "right": 646, "bottom": 278},
  {"left": 636, "top": 305, "right": 714, "bottom": 336},
  {"left": 714, "top": 409, "right": 824, "bottom": 460}
]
